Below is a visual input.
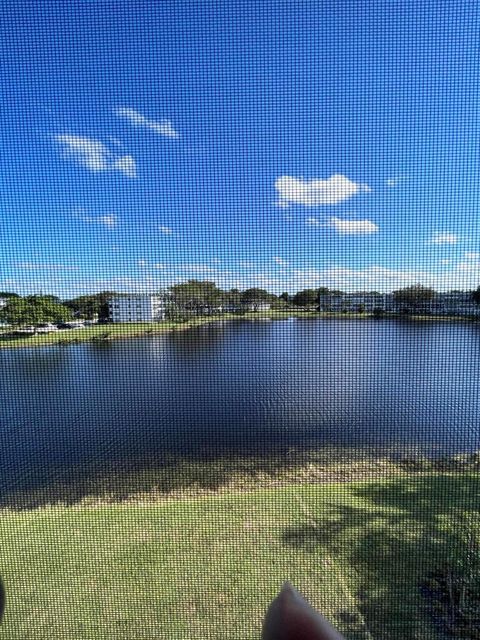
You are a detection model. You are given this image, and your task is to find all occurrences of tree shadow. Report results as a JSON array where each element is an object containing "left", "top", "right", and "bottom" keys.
[
  {"left": 0, "top": 446, "right": 380, "bottom": 510},
  {"left": 281, "top": 473, "right": 480, "bottom": 639}
]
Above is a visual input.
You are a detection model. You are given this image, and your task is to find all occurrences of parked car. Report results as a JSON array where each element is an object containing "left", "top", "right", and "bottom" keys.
[
  {"left": 59, "top": 321, "right": 85, "bottom": 329},
  {"left": 11, "top": 326, "right": 36, "bottom": 336},
  {"left": 36, "top": 323, "right": 58, "bottom": 334}
]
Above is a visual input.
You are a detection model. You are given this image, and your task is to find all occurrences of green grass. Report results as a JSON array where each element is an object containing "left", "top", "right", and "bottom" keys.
[
  {"left": 1, "top": 472, "right": 479, "bottom": 639},
  {"left": 0, "top": 316, "right": 239, "bottom": 348},
  {"left": 0, "top": 312, "right": 344, "bottom": 349}
]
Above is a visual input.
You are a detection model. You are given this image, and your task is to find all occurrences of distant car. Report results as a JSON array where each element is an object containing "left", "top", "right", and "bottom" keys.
[
  {"left": 36, "top": 323, "right": 58, "bottom": 334},
  {"left": 56, "top": 322, "right": 71, "bottom": 329},
  {"left": 11, "top": 326, "right": 36, "bottom": 336}
]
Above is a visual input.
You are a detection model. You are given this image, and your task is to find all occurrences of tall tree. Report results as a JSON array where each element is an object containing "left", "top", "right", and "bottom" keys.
[
  {"left": 241, "top": 288, "right": 275, "bottom": 310},
  {"left": 392, "top": 285, "right": 436, "bottom": 310},
  {"left": 292, "top": 289, "right": 319, "bottom": 307},
  {"left": 241, "top": 288, "right": 271, "bottom": 303},
  {"left": 169, "top": 280, "right": 223, "bottom": 311},
  {"left": 65, "top": 292, "right": 115, "bottom": 320},
  {"left": 0, "top": 296, "right": 72, "bottom": 328},
  {"left": 471, "top": 286, "right": 480, "bottom": 306}
]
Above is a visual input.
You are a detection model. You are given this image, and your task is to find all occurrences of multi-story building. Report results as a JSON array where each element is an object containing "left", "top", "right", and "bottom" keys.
[
  {"left": 318, "top": 292, "right": 387, "bottom": 312},
  {"left": 434, "top": 291, "right": 479, "bottom": 316},
  {"left": 108, "top": 294, "right": 166, "bottom": 323},
  {"left": 317, "top": 290, "right": 479, "bottom": 316}
]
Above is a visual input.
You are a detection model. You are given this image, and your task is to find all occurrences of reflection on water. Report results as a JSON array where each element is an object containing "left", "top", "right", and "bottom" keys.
[
  {"left": 0, "top": 318, "right": 479, "bottom": 492},
  {"left": 166, "top": 322, "right": 231, "bottom": 356}
]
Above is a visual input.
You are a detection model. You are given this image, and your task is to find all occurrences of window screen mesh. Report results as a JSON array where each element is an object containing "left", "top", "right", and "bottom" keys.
[{"left": 0, "top": 2, "right": 479, "bottom": 639}]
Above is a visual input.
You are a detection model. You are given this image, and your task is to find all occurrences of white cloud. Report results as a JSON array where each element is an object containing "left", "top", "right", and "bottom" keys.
[
  {"left": 98, "top": 215, "right": 117, "bottom": 228},
  {"left": 55, "top": 135, "right": 109, "bottom": 171},
  {"left": 273, "top": 257, "right": 288, "bottom": 266},
  {"left": 306, "top": 216, "right": 379, "bottom": 234},
  {"left": 430, "top": 232, "right": 458, "bottom": 245},
  {"left": 178, "top": 264, "right": 216, "bottom": 274},
  {"left": 72, "top": 212, "right": 118, "bottom": 228},
  {"left": 386, "top": 176, "right": 407, "bottom": 187},
  {"left": 288, "top": 266, "right": 430, "bottom": 292},
  {"left": 275, "top": 174, "right": 371, "bottom": 207},
  {"left": 15, "top": 262, "right": 78, "bottom": 271},
  {"left": 115, "top": 107, "right": 180, "bottom": 139},
  {"left": 158, "top": 226, "right": 173, "bottom": 235},
  {"left": 327, "top": 217, "right": 378, "bottom": 235},
  {"left": 113, "top": 155, "right": 137, "bottom": 178},
  {"left": 12, "top": 256, "right": 480, "bottom": 299},
  {"left": 55, "top": 135, "right": 137, "bottom": 178},
  {"left": 456, "top": 251, "right": 480, "bottom": 274}
]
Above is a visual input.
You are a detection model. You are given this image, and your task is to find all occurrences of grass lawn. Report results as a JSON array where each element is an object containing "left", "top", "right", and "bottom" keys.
[
  {"left": 0, "top": 317, "right": 238, "bottom": 348},
  {"left": 1, "top": 472, "right": 478, "bottom": 639},
  {"left": 0, "top": 312, "right": 356, "bottom": 349}
]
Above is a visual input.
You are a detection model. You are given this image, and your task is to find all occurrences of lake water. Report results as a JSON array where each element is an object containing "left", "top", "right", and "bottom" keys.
[{"left": 1, "top": 317, "right": 479, "bottom": 491}]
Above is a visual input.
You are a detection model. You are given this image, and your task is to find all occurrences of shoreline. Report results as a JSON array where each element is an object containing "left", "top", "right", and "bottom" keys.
[
  {"left": 3, "top": 449, "right": 479, "bottom": 510},
  {"left": 0, "top": 309, "right": 478, "bottom": 349}
]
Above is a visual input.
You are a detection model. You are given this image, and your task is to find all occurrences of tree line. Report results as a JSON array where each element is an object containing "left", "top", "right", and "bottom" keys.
[{"left": 1, "top": 283, "right": 480, "bottom": 328}]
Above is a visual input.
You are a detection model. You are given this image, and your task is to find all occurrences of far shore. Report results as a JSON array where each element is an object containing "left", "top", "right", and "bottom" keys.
[{"left": 0, "top": 309, "right": 478, "bottom": 349}]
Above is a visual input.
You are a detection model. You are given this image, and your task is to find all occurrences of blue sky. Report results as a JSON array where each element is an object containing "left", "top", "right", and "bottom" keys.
[{"left": 1, "top": 1, "right": 480, "bottom": 297}]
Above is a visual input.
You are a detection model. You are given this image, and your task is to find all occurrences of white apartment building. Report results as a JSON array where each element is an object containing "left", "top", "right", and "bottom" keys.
[
  {"left": 317, "top": 291, "right": 479, "bottom": 315},
  {"left": 108, "top": 294, "right": 166, "bottom": 323}
]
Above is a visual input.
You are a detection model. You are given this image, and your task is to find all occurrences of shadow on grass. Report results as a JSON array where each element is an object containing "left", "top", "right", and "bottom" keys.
[
  {"left": 281, "top": 473, "right": 480, "bottom": 639},
  {"left": 1, "top": 447, "right": 478, "bottom": 516},
  {"left": 0, "top": 447, "right": 398, "bottom": 510}
]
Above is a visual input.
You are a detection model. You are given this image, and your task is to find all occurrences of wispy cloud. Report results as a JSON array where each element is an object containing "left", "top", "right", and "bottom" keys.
[
  {"left": 288, "top": 266, "right": 425, "bottom": 292},
  {"left": 12, "top": 257, "right": 480, "bottom": 299},
  {"left": 386, "top": 176, "right": 407, "bottom": 187},
  {"left": 273, "top": 256, "right": 288, "bottom": 266},
  {"left": 275, "top": 174, "right": 371, "bottom": 207},
  {"left": 306, "top": 216, "right": 378, "bottom": 234},
  {"left": 72, "top": 211, "right": 118, "bottom": 228},
  {"left": 55, "top": 135, "right": 136, "bottom": 178},
  {"left": 429, "top": 232, "right": 458, "bottom": 245},
  {"left": 177, "top": 264, "right": 217, "bottom": 274},
  {"left": 115, "top": 107, "right": 180, "bottom": 139},
  {"left": 158, "top": 225, "right": 173, "bottom": 235},
  {"left": 328, "top": 217, "right": 378, "bottom": 235},
  {"left": 15, "top": 262, "right": 79, "bottom": 271},
  {"left": 113, "top": 156, "right": 137, "bottom": 178}
]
